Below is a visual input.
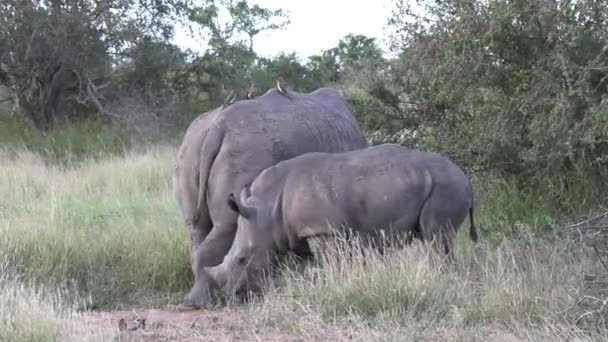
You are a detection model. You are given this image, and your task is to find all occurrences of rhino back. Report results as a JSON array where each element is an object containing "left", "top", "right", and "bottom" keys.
[
  {"left": 205, "top": 89, "right": 368, "bottom": 222},
  {"left": 264, "top": 145, "right": 468, "bottom": 238},
  {"left": 223, "top": 88, "right": 367, "bottom": 154}
]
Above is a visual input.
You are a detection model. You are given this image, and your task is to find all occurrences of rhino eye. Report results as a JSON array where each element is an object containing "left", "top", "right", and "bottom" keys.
[{"left": 237, "top": 257, "right": 247, "bottom": 265}]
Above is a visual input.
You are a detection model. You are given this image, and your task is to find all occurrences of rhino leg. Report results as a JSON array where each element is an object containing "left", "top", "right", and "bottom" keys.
[
  {"left": 185, "top": 220, "right": 241, "bottom": 307},
  {"left": 376, "top": 214, "right": 422, "bottom": 253},
  {"left": 418, "top": 187, "right": 469, "bottom": 260},
  {"left": 182, "top": 215, "right": 217, "bottom": 308},
  {"left": 193, "top": 219, "right": 238, "bottom": 267}
]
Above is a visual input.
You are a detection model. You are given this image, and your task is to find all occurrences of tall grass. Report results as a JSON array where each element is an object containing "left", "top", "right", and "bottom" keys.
[
  {"left": 0, "top": 261, "right": 116, "bottom": 342},
  {"left": 247, "top": 235, "right": 605, "bottom": 341},
  {"left": 0, "top": 270, "right": 66, "bottom": 342},
  {"left": 0, "top": 111, "right": 133, "bottom": 164},
  {"left": 0, "top": 146, "right": 191, "bottom": 309},
  {"left": 0, "top": 103, "right": 184, "bottom": 165},
  {"left": 472, "top": 173, "right": 608, "bottom": 241},
  {"left": 1, "top": 124, "right": 606, "bottom": 339}
]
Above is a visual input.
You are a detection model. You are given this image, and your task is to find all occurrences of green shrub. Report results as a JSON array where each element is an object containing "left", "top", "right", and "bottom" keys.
[{"left": 385, "top": 0, "right": 608, "bottom": 180}]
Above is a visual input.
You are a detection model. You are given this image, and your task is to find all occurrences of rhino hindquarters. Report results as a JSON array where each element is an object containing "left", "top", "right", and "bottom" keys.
[{"left": 418, "top": 183, "right": 471, "bottom": 257}]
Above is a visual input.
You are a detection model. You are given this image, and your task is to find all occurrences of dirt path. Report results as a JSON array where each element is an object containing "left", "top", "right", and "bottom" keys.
[{"left": 72, "top": 306, "right": 300, "bottom": 342}]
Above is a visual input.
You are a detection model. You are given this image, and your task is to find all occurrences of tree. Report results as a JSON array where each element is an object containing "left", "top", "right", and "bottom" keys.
[
  {"left": 312, "top": 34, "right": 400, "bottom": 142},
  {"left": 180, "top": 0, "right": 290, "bottom": 107},
  {"left": 334, "top": 33, "right": 386, "bottom": 73},
  {"left": 305, "top": 49, "right": 341, "bottom": 86},
  {"left": 257, "top": 52, "right": 315, "bottom": 91},
  {"left": 0, "top": 0, "right": 193, "bottom": 131},
  {"left": 190, "top": 0, "right": 289, "bottom": 52}
]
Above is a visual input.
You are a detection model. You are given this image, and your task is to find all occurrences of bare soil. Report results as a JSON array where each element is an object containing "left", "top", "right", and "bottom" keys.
[{"left": 72, "top": 306, "right": 305, "bottom": 342}]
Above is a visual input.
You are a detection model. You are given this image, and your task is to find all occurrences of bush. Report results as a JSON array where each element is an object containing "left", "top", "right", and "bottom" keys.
[{"left": 386, "top": 0, "right": 608, "bottom": 179}]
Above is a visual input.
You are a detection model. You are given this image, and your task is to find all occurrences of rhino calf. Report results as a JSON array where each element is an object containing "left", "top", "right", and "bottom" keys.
[{"left": 206, "top": 144, "right": 478, "bottom": 297}]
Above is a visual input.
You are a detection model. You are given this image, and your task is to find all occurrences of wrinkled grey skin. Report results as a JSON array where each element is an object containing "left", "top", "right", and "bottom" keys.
[
  {"left": 211, "top": 144, "right": 479, "bottom": 297},
  {"left": 173, "top": 87, "right": 369, "bottom": 307},
  {"left": 172, "top": 108, "right": 219, "bottom": 304}
]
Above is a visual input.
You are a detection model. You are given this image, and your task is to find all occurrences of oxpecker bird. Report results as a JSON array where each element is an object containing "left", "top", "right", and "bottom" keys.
[
  {"left": 222, "top": 90, "right": 238, "bottom": 109},
  {"left": 276, "top": 77, "right": 291, "bottom": 99},
  {"left": 247, "top": 81, "right": 258, "bottom": 99}
]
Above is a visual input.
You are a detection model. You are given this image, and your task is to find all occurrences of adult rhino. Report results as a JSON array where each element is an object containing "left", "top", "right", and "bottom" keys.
[
  {"left": 207, "top": 144, "right": 479, "bottom": 297},
  {"left": 173, "top": 86, "right": 369, "bottom": 308}
]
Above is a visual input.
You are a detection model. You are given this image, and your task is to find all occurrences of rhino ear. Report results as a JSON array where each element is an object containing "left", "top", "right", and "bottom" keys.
[
  {"left": 226, "top": 189, "right": 256, "bottom": 219},
  {"left": 227, "top": 193, "right": 240, "bottom": 213}
]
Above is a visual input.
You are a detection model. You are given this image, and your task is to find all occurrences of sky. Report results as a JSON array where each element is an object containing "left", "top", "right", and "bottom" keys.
[{"left": 172, "top": 0, "right": 397, "bottom": 60}]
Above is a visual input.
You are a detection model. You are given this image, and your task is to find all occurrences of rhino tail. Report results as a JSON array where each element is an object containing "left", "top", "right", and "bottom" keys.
[
  {"left": 192, "top": 121, "right": 225, "bottom": 226},
  {"left": 469, "top": 204, "right": 478, "bottom": 243}
]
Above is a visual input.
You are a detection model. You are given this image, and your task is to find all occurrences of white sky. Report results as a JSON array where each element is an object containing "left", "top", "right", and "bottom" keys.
[{"left": 173, "top": 0, "right": 397, "bottom": 60}]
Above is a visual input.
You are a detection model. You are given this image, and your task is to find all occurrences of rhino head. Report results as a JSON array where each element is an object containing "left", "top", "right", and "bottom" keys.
[{"left": 209, "top": 186, "right": 281, "bottom": 298}]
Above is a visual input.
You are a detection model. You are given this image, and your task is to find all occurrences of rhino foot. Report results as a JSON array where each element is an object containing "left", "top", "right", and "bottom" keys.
[{"left": 182, "top": 283, "right": 217, "bottom": 309}]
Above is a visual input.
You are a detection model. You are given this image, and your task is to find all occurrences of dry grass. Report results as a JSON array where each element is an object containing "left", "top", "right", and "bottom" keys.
[
  {"left": 243, "top": 234, "right": 607, "bottom": 341},
  {"left": 0, "top": 261, "right": 118, "bottom": 341},
  {"left": 1, "top": 145, "right": 607, "bottom": 341}
]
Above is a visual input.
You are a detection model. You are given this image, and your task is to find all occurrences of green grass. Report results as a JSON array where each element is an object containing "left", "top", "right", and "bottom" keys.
[
  {"left": 0, "top": 120, "right": 607, "bottom": 340},
  {"left": 0, "top": 98, "right": 185, "bottom": 166},
  {"left": 471, "top": 172, "right": 607, "bottom": 242},
  {"left": 0, "top": 112, "right": 133, "bottom": 164},
  {"left": 0, "top": 146, "right": 191, "bottom": 309}
]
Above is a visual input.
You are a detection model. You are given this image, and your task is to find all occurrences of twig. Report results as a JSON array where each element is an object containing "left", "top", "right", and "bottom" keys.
[
  {"left": 251, "top": 329, "right": 262, "bottom": 342},
  {"left": 581, "top": 295, "right": 605, "bottom": 303},
  {"left": 575, "top": 296, "right": 608, "bottom": 325},
  {"left": 593, "top": 246, "right": 608, "bottom": 274},
  {"left": 566, "top": 211, "right": 608, "bottom": 228},
  {"left": 576, "top": 311, "right": 596, "bottom": 325}
]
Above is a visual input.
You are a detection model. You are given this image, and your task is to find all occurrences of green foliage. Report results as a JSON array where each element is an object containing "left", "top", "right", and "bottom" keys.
[
  {"left": 472, "top": 172, "right": 606, "bottom": 241},
  {"left": 0, "top": 0, "right": 194, "bottom": 130},
  {"left": 164, "top": 0, "right": 292, "bottom": 115},
  {"left": 117, "top": 37, "right": 190, "bottom": 96},
  {"left": 190, "top": 0, "right": 289, "bottom": 52},
  {"left": 385, "top": 0, "right": 608, "bottom": 180}
]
